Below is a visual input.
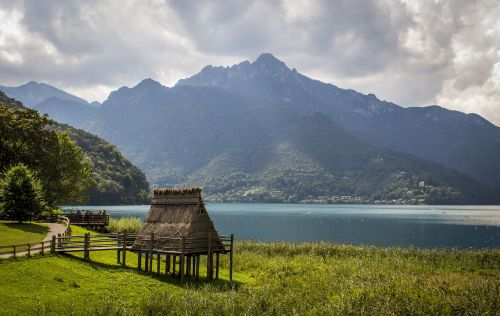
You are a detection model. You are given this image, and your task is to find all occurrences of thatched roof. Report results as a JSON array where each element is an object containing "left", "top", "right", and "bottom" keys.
[{"left": 132, "top": 188, "right": 223, "bottom": 254}]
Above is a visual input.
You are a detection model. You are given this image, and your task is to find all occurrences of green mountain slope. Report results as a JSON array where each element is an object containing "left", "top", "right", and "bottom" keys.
[
  {"left": 184, "top": 113, "right": 500, "bottom": 204},
  {"left": 0, "top": 91, "right": 149, "bottom": 205}
]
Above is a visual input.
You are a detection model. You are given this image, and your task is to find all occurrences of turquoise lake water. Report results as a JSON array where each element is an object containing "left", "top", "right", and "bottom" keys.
[{"left": 63, "top": 204, "right": 500, "bottom": 248}]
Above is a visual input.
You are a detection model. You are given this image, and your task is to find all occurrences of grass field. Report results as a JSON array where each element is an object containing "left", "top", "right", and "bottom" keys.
[
  {"left": 0, "top": 221, "right": 48, "bottom": 246},
  {"left": 0, "top": 225, "right": 498, "bottom": 315}
]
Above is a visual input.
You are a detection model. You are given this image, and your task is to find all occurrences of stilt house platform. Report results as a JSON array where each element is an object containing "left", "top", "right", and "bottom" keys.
[{"left": 131, "top": 187, "right": 234, "bottom": 281}]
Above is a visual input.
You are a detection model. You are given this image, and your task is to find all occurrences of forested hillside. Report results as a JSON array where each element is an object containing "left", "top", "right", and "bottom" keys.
[
  {"left": 82, "top": 80, "right": 500, "bottom": 204},
  {"left": 0, "top": 92, "right": 149, "bottom": 205}
]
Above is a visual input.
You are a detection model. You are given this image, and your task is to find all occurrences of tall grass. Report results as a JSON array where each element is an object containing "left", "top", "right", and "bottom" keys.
[
  {"left": 1, "top": 228, "right": 498, "bottom": 315},
  {"left": 106, "top": 217, "right": 142, "bottom": 233}
]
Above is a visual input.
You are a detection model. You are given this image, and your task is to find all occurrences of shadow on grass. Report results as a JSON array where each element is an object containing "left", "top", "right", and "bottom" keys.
[
  {"left": 3, "top": 222, "right": 48, "bottom": 235},
  {"left": 60, "top": 252, "right": 241, "bottom": 291},
  {"left": 0, "top": 252, "right": 54, "bottom": 264}
]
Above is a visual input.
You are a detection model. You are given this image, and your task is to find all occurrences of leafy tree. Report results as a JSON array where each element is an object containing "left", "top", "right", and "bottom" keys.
[
  {"left": 48, "top": 133, "right": 95, "bottom": 205},
  {"left": 0, "top": 104, "right": 94, "bottom": 206},
  {"left": 0, "top": 164, "right": 44, "bottom": 223},
  {"left": 0, "top": 93, "right": 150, "bottom": 205}
]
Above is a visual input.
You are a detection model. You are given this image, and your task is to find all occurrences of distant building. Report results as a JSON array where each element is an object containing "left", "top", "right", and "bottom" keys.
[{"left": 418, "top": 181, "right": 425, "bottom": 188}]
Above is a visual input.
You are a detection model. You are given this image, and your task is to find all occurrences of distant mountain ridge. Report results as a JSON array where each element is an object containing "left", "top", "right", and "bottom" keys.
[
  {"left": 176, "top": 53, "right": 500, "bottom": 190},
  {"left": 0, "top": 81, "right": 99, "bottom": 128},
  {"left": 3, "top": 53, "right": 500, "bottom": 204}
]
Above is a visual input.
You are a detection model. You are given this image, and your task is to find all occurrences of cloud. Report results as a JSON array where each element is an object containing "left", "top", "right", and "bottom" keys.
[{"left": 0, "top": 0, "right": 499, "bottom": 125}]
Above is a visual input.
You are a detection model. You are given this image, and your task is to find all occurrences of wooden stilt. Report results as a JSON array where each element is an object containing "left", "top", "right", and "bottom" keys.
[
  {"left": 207, "top": 233, "right": 213, "bottom": 281},
  {"left": 145, "top": 253, "right": 149, "bottom": 271},
  {"left": 230, "top": 234, "right": 234, "bottom": 281},
  {"left": 216, "top": 252, "right": 220, "bottom": 279},
  {"left": 196, "top": 254, "right": 200, "bottom": 280},
  {"left": 186, "top": 255, "right": 191, "bottom": 279},
  {"left": 172, "top": 255, "right": 176, "bottom": 275},
  {"left": 166, "top": 254, "right": 170, "bottom": 274},
  {"left": 180, "top": 237, "right": 185, "bottom": 282},
  {"left": 157, "top": 254, "right": 161, "bottom": 275},
  {"left": 192, "top": 255, "right": 196, "bottom": 278}
]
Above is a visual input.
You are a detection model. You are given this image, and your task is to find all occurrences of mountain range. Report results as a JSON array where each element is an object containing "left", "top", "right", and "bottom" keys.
[
  {"left": 2, "top": 53, "right": 500, "bottom": 204},
  {"left": 0, "top": 81, "right": 99, "bottom": 128}
]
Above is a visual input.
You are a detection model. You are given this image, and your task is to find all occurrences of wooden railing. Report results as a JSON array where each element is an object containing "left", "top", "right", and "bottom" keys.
[
  {"left": 52, "top": 232, "right": 235, "bottom": 282},
  {"left": 0, "top": 215, "right": 70, "bottom": 259},
  {"left": 132, "top": 233, "right": 234, "bottom": 281},
  {"left": 0, "top": 240, "right": 51, "bottom": 258},
  {"left": 51, "top": 213, "right": 109, "bottom": 226},
  {"left": 52, "top": 233, "right": 137, "bottom": 258},
  {"left": 1, "top": 225, "right": 235, "bottom": 282}
]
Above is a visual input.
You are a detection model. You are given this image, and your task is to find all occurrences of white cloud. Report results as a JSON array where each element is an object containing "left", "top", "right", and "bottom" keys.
[{"left": 0, "top": 0, "right": 499, "bottom": 125}]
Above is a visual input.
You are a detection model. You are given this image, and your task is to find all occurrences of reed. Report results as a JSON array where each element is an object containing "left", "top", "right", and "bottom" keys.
[{"left": 106, "top": 217, "right": 142, "bottom": 233}]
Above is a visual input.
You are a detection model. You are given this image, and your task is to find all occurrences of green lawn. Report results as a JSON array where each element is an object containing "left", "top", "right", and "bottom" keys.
[
  {"left": 0, "top": 221, "right": 48, "bottom": 246},
  {"left": 0, "top": 226, "right": 498, "bottom": 315}
]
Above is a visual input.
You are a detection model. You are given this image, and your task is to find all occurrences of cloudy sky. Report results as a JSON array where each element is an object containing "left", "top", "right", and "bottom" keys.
[{"left": 1, "top": 0, "right": 499, "bottom": 124}]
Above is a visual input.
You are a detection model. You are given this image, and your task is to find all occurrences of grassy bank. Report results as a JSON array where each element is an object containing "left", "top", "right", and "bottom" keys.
[
  {"left": 0, "top": 221, "right": 48, "bottom": 246},
  {"left": 0, "top": 226, "right": 498, "bottom": 315}
]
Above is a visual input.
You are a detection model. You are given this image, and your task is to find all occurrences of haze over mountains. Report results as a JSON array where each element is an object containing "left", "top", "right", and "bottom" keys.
[
  {"left": 0, "top": 81, "right": 99, "bottom": 128},
  {"left": 2, "top": 53, "right": 500, "bottom": 204}
]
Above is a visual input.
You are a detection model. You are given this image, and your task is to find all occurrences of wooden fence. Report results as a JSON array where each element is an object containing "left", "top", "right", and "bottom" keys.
[
  {"left": 51, "top": 213, "right": 109, "bottom": 226},
  {"left": 52, "top": 233, "right": 234, "bottom": 282},
  {"left": 1, "top": 220, "right": 235, "bottom": 282},
  {"left": 0, "top": 215, "right": 70, "bottom": 259}
]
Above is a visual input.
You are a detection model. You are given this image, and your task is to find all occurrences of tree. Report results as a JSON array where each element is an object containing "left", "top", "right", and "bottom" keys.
[
  {"left": 0, "top": 104, "right": 94, "bottom": 206},
  {"left": 0, "top": 164, "right": 44, "bottom": 223},
  {"left": 49, "top": 133, "right": 95, "bottom": 205}
]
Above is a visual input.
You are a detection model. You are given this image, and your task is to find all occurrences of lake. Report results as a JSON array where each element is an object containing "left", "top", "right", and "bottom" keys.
[{"left": 63, "top": 204, "right": 500, "bottom": 248}]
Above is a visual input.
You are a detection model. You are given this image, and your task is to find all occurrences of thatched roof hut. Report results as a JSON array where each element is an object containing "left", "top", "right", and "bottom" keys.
[{"left": 132, "top": 187, "right": 222, "bottom": 254}]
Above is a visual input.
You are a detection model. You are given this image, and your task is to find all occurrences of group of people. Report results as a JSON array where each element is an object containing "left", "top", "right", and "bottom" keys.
[{"left": 71, "top": 210, "right": 107, "bottom": 222}]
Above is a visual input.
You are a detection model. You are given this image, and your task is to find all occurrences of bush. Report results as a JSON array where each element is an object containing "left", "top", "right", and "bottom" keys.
[
  {"left": 39, "top": 208, "right": 64, "bottom": 220},
  {"left": 0, "top": 164, "right": 45, "bottom": 223},
  {"left": 107, "top": 217, "right": 142, "bottom": 233}
]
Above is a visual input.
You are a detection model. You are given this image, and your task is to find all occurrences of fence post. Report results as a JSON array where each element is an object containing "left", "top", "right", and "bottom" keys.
[
  {"left": 57, "top": 233, "right": 61, "bottom": 248},
  {"left": 230, "top": 234, "right": 234, "bottom": 281},
  {"left": 149, "top": 233, "right": 154, "bottom": 274},
  {"left": 180, "top": 236, "right": 185, "bottom": 282},
  {"left": 122, "top": 233, "right": 127, "bottom": 267},
  {"left": 117, "top": 233, "right": 121, "bottom": 264},
  {"left": 27, "top": 243, "right": 31, "bottom": 256},
  {"left": 51, "top": 235, "right": 56, "bottom": 254},
  {"left": 84, "top": 232, "right": 90, "bottom": 260}
]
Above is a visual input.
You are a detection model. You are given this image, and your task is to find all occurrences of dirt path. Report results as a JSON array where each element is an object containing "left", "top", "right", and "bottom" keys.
[
  {"left": 0, "top": 222, "right": 66, "bottom": 259},
  {"left": 43, "top": 223, "right": 67, "bottom": 241}
]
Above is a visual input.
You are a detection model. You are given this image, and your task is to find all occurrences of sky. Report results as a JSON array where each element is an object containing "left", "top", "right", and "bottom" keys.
[{"left": 0, "top": 0, "right": 499, "bottom": 125}]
